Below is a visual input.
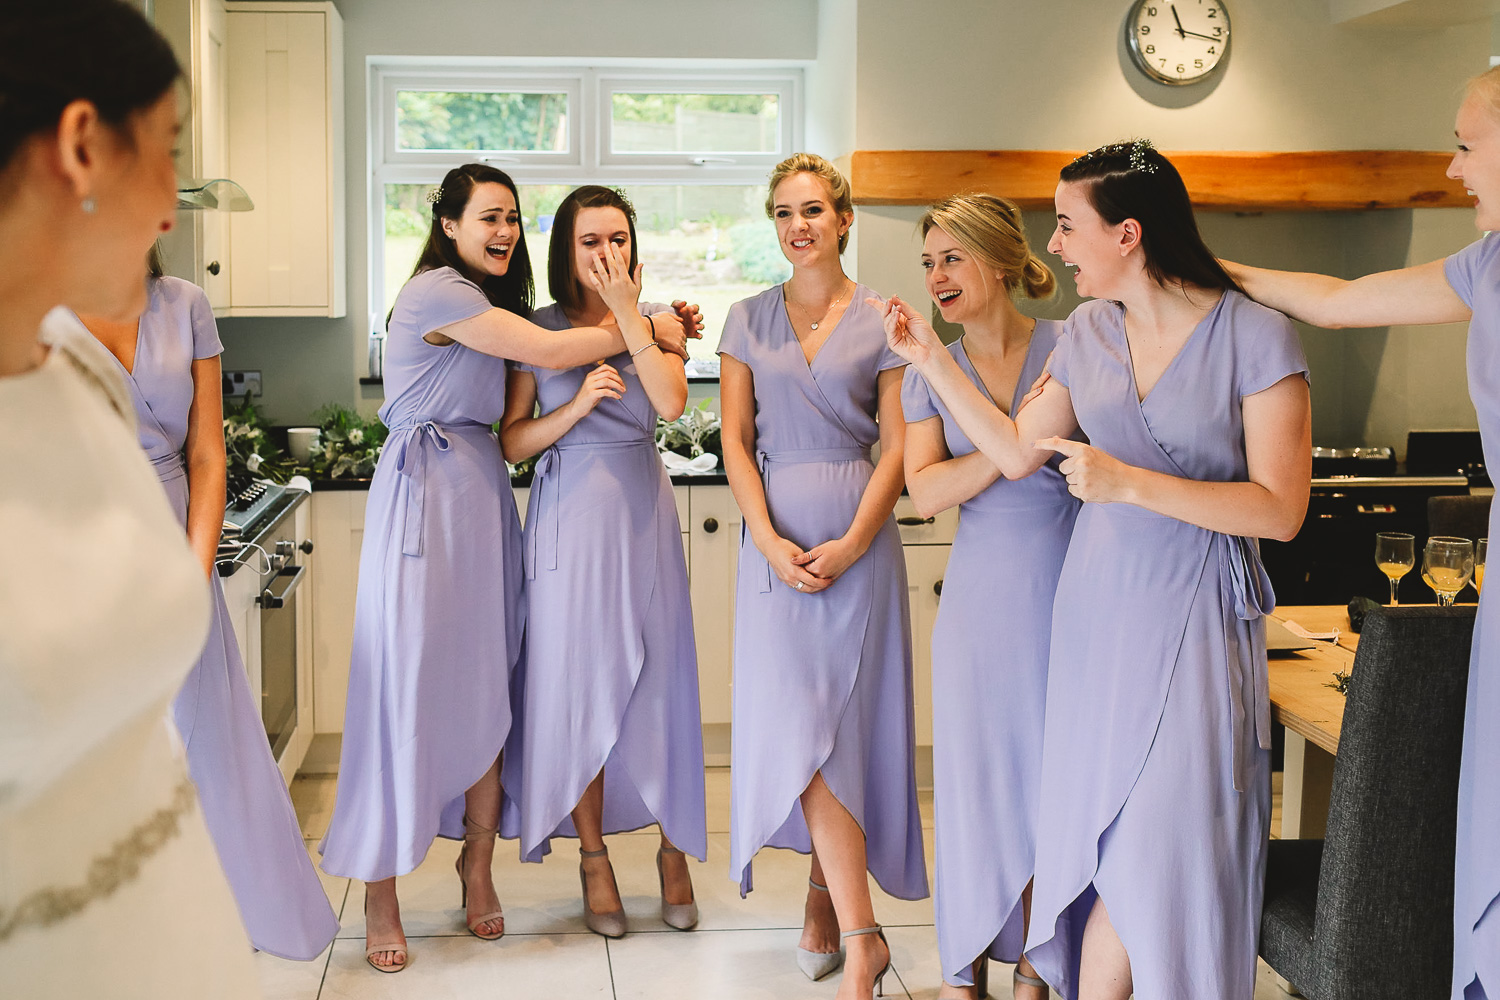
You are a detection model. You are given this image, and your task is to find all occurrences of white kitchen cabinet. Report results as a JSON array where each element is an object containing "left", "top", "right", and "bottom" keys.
[
  {"left": 308, "top": 489, "right": 366, "bottom": 735},
  {"left": 686, "top": 486, "right": 741, "bottom": 748},
  {"left": 154, "top": 0, "right": 230, "bottom": 306},
  {"left": 222, "top": 1, "right": 345, "bottom": 317}
]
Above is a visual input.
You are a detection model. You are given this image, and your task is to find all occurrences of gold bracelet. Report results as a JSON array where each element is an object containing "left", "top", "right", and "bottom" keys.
[
  {"left": 630, "top": 341, "right": 659, "bottom": 358},
  {"left": 0, "top": 776, "right": 198, "bottom": 942}
]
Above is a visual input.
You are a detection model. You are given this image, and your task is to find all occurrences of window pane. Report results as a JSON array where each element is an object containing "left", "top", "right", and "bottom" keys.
[
  {"left": 610, "top": 93, "right": 779, "bottom": 155},
  {"left": 383, "top": 183, "right": 431, "bottom": 315},
  {"left": 396, "top": 90, "right": 568, "bottom": 152}
]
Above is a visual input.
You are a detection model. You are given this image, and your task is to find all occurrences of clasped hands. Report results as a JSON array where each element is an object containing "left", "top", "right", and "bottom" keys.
[{"left": 762, "top": 534, "right": 861, "bottom": 594}]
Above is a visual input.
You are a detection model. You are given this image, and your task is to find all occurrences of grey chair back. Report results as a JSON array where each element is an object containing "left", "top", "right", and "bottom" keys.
[
  {"left": 1310, "top": 605, "right": 1475, "bottom": 997},
  {"left": 1427, "top": 494, "right": 1492, "bottom": 544}
]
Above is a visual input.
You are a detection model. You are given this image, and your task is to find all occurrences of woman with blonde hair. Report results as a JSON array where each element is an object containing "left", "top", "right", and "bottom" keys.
[
  {"left": 1225, "top": 67, "right": 1500, "bottom": 1000},
  {"left": 720, "top": 152, "right": 926, "bottom": 1000},
  {"left": 900, "top": 193, "right": 1076, "bottom": 1000}
]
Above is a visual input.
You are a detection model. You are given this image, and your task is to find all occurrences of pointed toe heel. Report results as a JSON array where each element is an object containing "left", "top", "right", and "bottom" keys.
[
  {"left": 656, "top": 845, "right": 699, "bottom": 930},
  {"left": 796, "top": 878, "right": 843, "bottom": 980},
  {"left": 579, "top": 846, "right": 627, "bottom": 938}
]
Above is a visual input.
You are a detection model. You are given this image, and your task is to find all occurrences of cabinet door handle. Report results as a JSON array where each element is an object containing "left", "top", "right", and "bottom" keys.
[
  {"left": 934, "top": 579, "right": 943, "bottom": 597},
  {"left": 206, "top": 260, "right": 221, "bottom": 276},
  {"left": 897, "top": 515, "right": 935, "bottom": 526},
  {"left": 703, "top": 517, "right": 719, "bottom": 533}
]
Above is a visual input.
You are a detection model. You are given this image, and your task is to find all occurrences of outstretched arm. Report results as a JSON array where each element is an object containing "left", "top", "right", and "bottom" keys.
[
  {"left": 1223, "top": 258, "right": 1469, "bottom": 329},
  {"left": 875, "top": 295, "right": 1077, "bottom": 478}
]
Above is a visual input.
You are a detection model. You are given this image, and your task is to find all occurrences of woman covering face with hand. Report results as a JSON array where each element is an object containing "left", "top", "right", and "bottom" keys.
[
  {"left": 499, "top": 185, "right": 704, "bottom": 937},
  {"left": 1224, "top": 67, "right": 1500, "bottom": 1000},
  {"left": 0, "top": 2, "right": 258, "bottom": 996},
  {"left": 719, "top": 153, "right": 925, "bottom": 1000},
  {"left": 319, "top": 164, "right": 688, "bottom": 973},
  {"left": 880, "top": 142, "right": 1311, "bottom": 1000},
  {"left": 899, "top": 194, "right": 1077, "bottom": 1000}
]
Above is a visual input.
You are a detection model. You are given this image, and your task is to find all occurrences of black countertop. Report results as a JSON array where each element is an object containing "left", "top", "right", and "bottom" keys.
[{"left": 309, "top": 471, "right": 729, "bottom": 491}]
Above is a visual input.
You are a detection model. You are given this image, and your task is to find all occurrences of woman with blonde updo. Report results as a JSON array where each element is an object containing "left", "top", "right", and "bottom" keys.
[
  {"left": 1226, "top": 66, "right": 1500, "bottom": 1000},
  {"left": 720, "top": 153, "right": 926, "bottom": 1000},
  {"left": 899, "top": 194, "right": 1076, "bottom": 1000}
]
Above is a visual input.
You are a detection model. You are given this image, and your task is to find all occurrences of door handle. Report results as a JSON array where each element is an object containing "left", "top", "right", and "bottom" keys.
[
  {"left": 897, "top": 515, "right": 935, "bottom": 526},
  {"left": 257, "top": 564, "right": 306, "bottom": 609},
  {"left": 703, "top": 517, "right": 719, "bottom": 533}
]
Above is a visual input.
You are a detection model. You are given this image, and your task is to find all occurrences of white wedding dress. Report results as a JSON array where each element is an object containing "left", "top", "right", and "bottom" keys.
[{"left": 0, "top": 309, "right": 260, "bottom": 999}]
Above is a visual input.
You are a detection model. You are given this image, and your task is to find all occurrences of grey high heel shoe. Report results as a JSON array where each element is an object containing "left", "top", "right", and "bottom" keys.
[
  {"left": 656, "top": 844, "right": 699, "bottom": 930},
  {"left": 1014, "top": 968, "right": 1048, "bottom": 996},
  {"left": 796, "top": 878, "right": 844, "bottom": 981},
  {"left": 579, "top": 846, "right": 627, "bottom": 938},
  {"left": 841, "top": 924, "right": 892, "bottom": 998}
]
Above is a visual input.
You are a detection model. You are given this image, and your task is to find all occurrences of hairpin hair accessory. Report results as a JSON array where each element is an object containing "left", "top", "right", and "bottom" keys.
[{"left": 426, "top": 186, "right": 444, "bottom": 205}]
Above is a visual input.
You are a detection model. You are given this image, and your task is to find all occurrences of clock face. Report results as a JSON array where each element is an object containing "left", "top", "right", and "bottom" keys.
[{"left": 1127, "top": 0, "right": 1231, "bottom": 86}]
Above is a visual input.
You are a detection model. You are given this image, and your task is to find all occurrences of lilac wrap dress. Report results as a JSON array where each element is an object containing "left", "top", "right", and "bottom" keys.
[
  {"left": 1024, "top": 292, "right": 1308, "bottom": 1000},
  {"left": 1444, "top": 235, "right": 1500, "bottom": 1000},
  {"left": 718, "top": 284, "right": 927, "bottom": 900},
  {"left": 900, "top": 322, "right": 1079, "bottom": 987},
  {"left": 320, "top": 267, "right": 525, "bottom": 881},
  {"left": 108, "top": 277, "right": 338, "bottom": 960},
  {"left": 500, "top": 302, "right": 706, "bottom": 863}
]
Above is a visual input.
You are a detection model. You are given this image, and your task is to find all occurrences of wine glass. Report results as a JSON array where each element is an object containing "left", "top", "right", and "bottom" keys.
[
  {"left": 1477, "top": 538, "right": 1488, "bottom": 596},
  {"left": 1375, "top": 532, "right": 1415, "bottom": 606},
  {"left": 1423, "top": 536, "right": 1475, "bottom": 607}
]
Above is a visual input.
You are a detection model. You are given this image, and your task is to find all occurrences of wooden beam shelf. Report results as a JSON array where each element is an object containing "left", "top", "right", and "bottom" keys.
[{"left": 850, "top": 149, "right": 1468, "bottom": 211}]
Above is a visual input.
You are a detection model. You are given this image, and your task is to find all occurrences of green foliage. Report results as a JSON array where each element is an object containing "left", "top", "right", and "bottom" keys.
[
  {"left": 655, "top": 400, "right": 722, "bottom": 461},
  {"left": 397, "top": 90, "right": 567, "bottom": 152},
  {"left": 223, "top": 395, "right": 296, "bottom": 484},
  {"left": 305, "top": 405, "right": 389, "bottom": 480},
  {"left": 728, "top": 220, "right": 791, "bottom": 285},
  {"left": 611, "top": 93, "right": 776, "bottom": 124},
  {"left": 385, "top": 184, "right": 429, "bottom": 239}
]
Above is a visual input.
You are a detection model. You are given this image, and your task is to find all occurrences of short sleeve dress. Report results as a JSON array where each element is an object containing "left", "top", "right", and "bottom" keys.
[
  {"left": 320, "top": 266, "right": 526, "bottom": 881},
  {"left": 900, "top": 321, "right": 1079, "bottom": 987},
  {"left": 1, "top": 309, "right": 258, "bottom": 999},
  {"left": 106, "top": 277, "right": 338, "bottom": 960},
  {"left": 719, "top": 284, "right": 927, "bottom": 901},
  {"left": 1443, "top": 234, "right": 1500, "bottom": 1000},
  {"left": 500, "top": 302, "right": 706, "bottom": 863},
  {"left": 1024, "top": 291, "right": 1308, "bottom": 1000}
]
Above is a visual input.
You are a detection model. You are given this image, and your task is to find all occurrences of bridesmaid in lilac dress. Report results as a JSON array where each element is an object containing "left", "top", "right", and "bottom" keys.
[
  {"left": 1228, "top": 67, "right": 1500, "bottom": 1000},
  {"left": 881, "top": 143, "right": 1311, "bottom": 1000},
  {"left": 318, "top": 165, "right": 685, "bottom": 973},
  {"left": 499, "top": 186, "right": 704, "bottom": 936},
  {"left": 899, "top": 195, "right": 1077, "bottom": 1000},
  {"left": 720, "top": 154, "right": 924, "bottom": 1000},
  {"left": 77, "top": 258, "right": 340, "bottom": 961}
]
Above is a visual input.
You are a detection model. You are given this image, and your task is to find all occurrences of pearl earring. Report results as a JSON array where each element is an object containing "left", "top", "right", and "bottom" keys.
[{"left": 81, "top": 197, "right": 97, "bottom": 214}]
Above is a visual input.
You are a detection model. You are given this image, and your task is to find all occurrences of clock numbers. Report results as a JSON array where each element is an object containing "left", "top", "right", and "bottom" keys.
[{"left": 1127, "top": 0, "right": 1230, "bottom": 86}]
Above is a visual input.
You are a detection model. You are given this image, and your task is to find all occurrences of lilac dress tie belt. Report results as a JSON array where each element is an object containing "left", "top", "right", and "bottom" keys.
[
  {"left": 148, "top": 450, "right": 188, "bottom": 489},
  {"left": 752, "top": 446, "right": 873, "bottom": 592},
  {"left": 391, "top": 419, "right": 488, "bottom": 557},
  {"left": 526, "top": 438, "right": 658, "bottom": 580},
  {"left": 1218, "top": 531, "right": 1275, "bottom": 793}
]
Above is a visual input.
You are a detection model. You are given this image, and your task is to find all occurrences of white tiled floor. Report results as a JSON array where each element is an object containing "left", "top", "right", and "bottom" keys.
[{"left": 261, "top": 768, "right": 1292, "bottom": 999}]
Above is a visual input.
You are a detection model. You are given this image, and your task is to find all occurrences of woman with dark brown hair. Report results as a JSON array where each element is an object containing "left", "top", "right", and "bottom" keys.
[
  {"left": 500, "top": 185, "right": 704, "bottom": 937},
  {"left": 318, "top": 164, "right": 689, "bottom": 972}
]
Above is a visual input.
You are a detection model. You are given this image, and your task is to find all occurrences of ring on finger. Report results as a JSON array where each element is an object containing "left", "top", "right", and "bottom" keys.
[{"left": 795, "top": 581, "right": 805, "bottom": 591}]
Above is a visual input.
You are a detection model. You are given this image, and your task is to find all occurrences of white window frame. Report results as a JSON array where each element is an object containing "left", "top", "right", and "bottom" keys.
[{"left": 368, "top": 61, "right": 804, "bottom": 332}]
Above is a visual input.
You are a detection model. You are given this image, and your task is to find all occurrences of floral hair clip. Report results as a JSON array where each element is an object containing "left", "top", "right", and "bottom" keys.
[
  {"left": 1127, "top": 138, "right": 1159, "bottom": 174},
  {"left": 426, "top": 186, "right": 444, "bottom": 205}
]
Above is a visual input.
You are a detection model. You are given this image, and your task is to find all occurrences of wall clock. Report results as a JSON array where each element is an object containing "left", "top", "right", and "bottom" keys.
[{"left": 1126, "top": 0, "right": 1231, "bottom": 86}]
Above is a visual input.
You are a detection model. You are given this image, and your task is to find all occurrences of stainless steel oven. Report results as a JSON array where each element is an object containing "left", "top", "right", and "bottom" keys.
[{"left": 256, "top": 511, "right": 311, "bottom": 760}]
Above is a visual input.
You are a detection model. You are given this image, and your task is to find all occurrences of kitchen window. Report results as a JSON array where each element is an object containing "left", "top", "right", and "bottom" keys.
[{"left": 371, "top": 65, "right": 803, "bottom": 357}]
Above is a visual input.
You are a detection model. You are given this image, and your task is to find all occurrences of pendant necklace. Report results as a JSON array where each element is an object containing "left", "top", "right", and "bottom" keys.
[{"left": 799, "top": 280, "right": 853, "bottom": 331}]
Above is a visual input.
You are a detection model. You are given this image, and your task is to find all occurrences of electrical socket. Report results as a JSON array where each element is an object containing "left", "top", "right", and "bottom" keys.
[{"left": 222, "top": 369, "right": 262, "bottom": 399}]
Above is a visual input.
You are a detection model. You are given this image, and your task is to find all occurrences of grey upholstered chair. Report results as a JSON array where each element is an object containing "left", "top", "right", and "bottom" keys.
[
  {"left": 1427, "top": 494, "right": 1492, "bottom": 545},
  {"left": 1259, "top": 605, "right": 1475, "bottom": 999}
]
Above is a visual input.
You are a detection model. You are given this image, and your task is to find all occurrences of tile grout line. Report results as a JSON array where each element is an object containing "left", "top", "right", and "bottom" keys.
[
  {"left": 313, "top": 879, "right": 350, "bottom": 1000},
  {"left": 605, "top": 935, "right": 619, "bottom": 1000}
]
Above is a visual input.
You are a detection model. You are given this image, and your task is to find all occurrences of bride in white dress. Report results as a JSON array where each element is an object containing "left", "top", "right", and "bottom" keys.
[{"left": 0, "top": 3, "right": 261, "bottom": 996}]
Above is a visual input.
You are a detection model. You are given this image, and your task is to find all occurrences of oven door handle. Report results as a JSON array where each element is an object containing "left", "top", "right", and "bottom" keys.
[{"left": 257, "top": 564, "right": 306, "bottom": 609}]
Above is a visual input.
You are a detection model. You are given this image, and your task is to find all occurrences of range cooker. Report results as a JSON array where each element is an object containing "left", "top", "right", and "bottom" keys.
[{"left": 217, "top": 479, "right": 312, "bottom": 761}]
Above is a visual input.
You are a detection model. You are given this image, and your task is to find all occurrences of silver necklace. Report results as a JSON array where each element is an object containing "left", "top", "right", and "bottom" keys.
[{"left": 792, "top": 280, "right": 853, "bottom": 331}]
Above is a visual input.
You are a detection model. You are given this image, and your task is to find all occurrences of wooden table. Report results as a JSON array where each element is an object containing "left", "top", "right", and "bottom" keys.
[{"left": 1267, "top": 606, "right": 1358, "bottom": 839}]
